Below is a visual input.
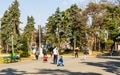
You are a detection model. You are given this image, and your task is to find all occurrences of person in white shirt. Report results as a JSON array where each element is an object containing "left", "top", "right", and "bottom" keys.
[{"left": 53, "top": 46, "right": 59, "bottom": 64}]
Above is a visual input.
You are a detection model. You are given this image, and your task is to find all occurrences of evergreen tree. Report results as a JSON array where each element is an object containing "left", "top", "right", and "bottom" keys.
[
  {"left": 1, "top": 0, "right": 21, "bottom": 53},
  {"left": 23, "top": 16, "right": 35, "bottom": 50}
]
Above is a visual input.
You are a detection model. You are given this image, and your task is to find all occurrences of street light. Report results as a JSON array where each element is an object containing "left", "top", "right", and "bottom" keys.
[
  {"left": 11, "top": 34, "right": 14, "bottom": 54},
  {"left": 38, "top": 25, "right": 42, "bottom": 56}
]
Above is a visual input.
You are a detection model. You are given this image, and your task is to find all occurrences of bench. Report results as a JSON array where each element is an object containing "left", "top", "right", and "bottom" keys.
[
  {"left": 3, "top": 56, "right": 11, "bottom": 63},
  {"left": 3, "top": 53, "right": 21, "bottom": 63}
]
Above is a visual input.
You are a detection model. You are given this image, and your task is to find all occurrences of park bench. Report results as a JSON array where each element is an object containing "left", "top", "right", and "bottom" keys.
[{"left": 3, "top": 53, "right": 21, "bottom": 63}]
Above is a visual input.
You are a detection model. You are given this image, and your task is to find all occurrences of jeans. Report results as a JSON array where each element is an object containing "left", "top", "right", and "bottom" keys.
[{"left": 53, "top": 55, "right": 58, "bottom": 64}]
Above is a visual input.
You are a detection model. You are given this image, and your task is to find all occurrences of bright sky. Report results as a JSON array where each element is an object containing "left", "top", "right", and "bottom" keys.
[{"left": 0, "top": 0, "right": 91, "bottom": 29}]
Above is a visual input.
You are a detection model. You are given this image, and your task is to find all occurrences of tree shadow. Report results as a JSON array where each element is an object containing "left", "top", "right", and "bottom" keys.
[
  {"left": 0, "top": 68, "right": 102, "bottom": 75},
  {"left": 82, "top": 61, "right": 120, "bottom": 75},
  {"left": 0, "top": 68, "right": 26, "bottom": 75},
  {"left": 96, "top": 56, "right": 120, "bottom": 61},
  {"left": 28, "top": 69, "right": 102, "bottom": 75}
]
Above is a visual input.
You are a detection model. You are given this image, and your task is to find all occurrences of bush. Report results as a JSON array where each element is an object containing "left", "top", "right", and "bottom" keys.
[
  {"left": 19, "top": 37, "right": 30, "bottom": 57},
  {"left": 97, "top": 52, "right": 110, "bottom": 56},
  {"left": 64, "top": 49, "right": 73, "bottom": 54},
  {"left": 20, "top": 52, "right": 30, "bottom": 57}
]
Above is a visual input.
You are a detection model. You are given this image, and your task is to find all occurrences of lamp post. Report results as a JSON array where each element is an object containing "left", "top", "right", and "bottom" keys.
[
  {"left": 12, "top": 34, "right": 14, "bottom": 54},
  {"left": 38, "top": 25, "right": 42, "bottom": 56}
]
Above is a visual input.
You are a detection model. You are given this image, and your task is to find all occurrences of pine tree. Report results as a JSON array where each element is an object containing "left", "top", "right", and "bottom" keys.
[
  {"left": 23, "top": 16, "right": 35, "bottom": 50},
  {"left": 1, "top": 0, "right": 21, "bottom": 53}
]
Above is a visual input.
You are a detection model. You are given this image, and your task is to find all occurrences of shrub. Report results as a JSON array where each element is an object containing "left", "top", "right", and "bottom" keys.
[
  {"left": 19, "top": 37, "right": 30, "bottom": 57},
  {"left": 20, "top": 52, "right": 30, "bottom": 57}
]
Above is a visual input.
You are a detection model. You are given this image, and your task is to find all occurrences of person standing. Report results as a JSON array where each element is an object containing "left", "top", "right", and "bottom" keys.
[
  {"left": 35, "top": 50, "right": 39, "bottom": 60},
  {"left": 53, "top": 46, "right": 59, "bottom": 64},
  {"left": 43, "top": 49, "right": 47, "bottom": 56},
  {"left": 110, "top": 49, "right": 114, "bottom": 56},
  {"left": 40, "top": 45, "right": 44, "bottom": 57},
  {"left": 74, "top": 47, "right": 79, "bottom": 58}
]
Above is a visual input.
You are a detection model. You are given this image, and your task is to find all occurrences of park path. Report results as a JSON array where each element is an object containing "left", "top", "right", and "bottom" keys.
[{"left": 0, "top": 56, "right": 120, "bottom": 75}]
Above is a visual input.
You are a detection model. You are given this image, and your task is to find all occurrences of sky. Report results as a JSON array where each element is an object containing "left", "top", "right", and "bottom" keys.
[{"left": 0, "top": 0, "right": 91, "bottom": 29}]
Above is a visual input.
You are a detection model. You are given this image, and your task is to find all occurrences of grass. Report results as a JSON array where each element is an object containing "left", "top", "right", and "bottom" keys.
[{"left": 0, "top": 57, "right": 4, "bottom": 64}]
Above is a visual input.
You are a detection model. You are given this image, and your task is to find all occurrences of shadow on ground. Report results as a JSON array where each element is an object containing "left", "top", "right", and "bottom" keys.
[
  {"left": 0, "top": 68, "right": 26, "bottom": 75},
  {"left": 96, "top": 56, "right": 120, "bottom": 61},
  {"left": 0, "top": 68, "right": 102, "bottom": 75},
  {"left": 82, "top": 60, "right": 120, "bottom": 75}
]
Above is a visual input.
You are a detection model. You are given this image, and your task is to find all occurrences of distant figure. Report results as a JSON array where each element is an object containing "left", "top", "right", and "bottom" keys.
[
  {"left": 40, "top": 45, "right": 44, "bottom": 57},
  {"left": 43, "top": 55, "right": 48, "bottom": 62},
  {"left": 32, "top": 46, "right": 36, "bottom": 54},
  {"left": 43, "top": 49, "right": 47, "bottom": 56},
  {"left": 53, "top": 46, "right": 59, "bottom": 64},
  {"left": 83, "top": 51, "right": 87, "bottom": 60},
  {"left": 74, "top": 47, "right": 79, "bottom": 58},
  {"left": 48, "top": 47, "right": 53, "bottom": 58},
  {"left": 110, "top": 49, "right": 114, "bottom": 56},
  {"left": 50, "top": 51, "right": 53, "bottom": 58},
  {"left": 57, "top": 56, "right": 64, "bottom": 66},
  {"left": 35, "top": 50, "right": 39, "bottom": 60}
]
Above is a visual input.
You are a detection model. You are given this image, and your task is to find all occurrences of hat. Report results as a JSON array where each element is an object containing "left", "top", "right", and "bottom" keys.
[{"left": 75, "top": 47, "right": 79, "bottom": 50}]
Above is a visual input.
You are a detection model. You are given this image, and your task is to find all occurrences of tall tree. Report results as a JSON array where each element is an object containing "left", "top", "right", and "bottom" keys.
[
  {"left": 23, "top": 16, "right": 35, "bottom": 50},
  {"left": 84, "top": 2, "right": 105, "bottom": 51},
  {"left": 46, "top": 7, "right": 62, "bottom": 47},
  {"left": 65, "top": 4, "right": 87, "bottom": 50},
  {"left": 1, "top": 10, "right": 11, "bottom": 52},
  {"left": 103, "top": 5, "right": 120, "bottom": 50},
  {"left": 1, "top": 0, "right": 21, "bottom": 53}
]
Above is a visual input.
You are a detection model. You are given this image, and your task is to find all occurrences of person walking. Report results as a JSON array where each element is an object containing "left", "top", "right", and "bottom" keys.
[
  {"left": 53, "top": 46, "right": 59, "bottom": 64},
  {"left": 83, "top": 51, "right": 87, "bottom": 60}
]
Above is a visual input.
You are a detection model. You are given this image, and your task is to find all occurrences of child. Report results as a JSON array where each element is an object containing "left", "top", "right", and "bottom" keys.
[
  {"left": 83, "top": 51, "right": 87, "bottom": 60},
  {"left": 50, "top": 51, "right": 53, "bottom": 58},
  {"left": 57, "top": 56, "right": 64, "bottom": 66},
  {"left": 43, "top": 55, "right": 48, "bottom": 62}
]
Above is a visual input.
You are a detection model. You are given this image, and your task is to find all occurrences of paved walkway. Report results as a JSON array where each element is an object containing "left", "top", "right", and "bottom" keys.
[{"left": 0, "top": 56, "right": 120, "bottom": 75}]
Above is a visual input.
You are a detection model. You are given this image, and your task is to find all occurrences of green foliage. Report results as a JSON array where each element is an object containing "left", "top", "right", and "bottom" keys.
[
  {"left": 64, "top": 49, "right": 73, "bottom": 54},
  {"left": 106, "top": 39, "right": 114, "bottom": 45},
  {"left": 19, "top": 37, "right": 30, "bottom": 57},
  {"left": 1, "top": 0, "right": 120, "bottom": 55},
  {"left": 23, "top": 16, "right": 35, "bottom": 50},
  {"left": 46, "top": 4, "right": 88, "bottom": 48},
  {"left": 23, "top": 16, "right": 35, "bottom": 39},
  {"left": 20, "top": 52, "right": 30, "bottom": 57},
  {"left": 1, "top": 0, "right": 20, "bottom": 52}
]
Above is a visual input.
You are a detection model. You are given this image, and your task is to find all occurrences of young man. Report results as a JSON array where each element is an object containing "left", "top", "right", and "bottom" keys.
[{"left": 53, "top": 47, "right": 59, "bottom": 64}]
